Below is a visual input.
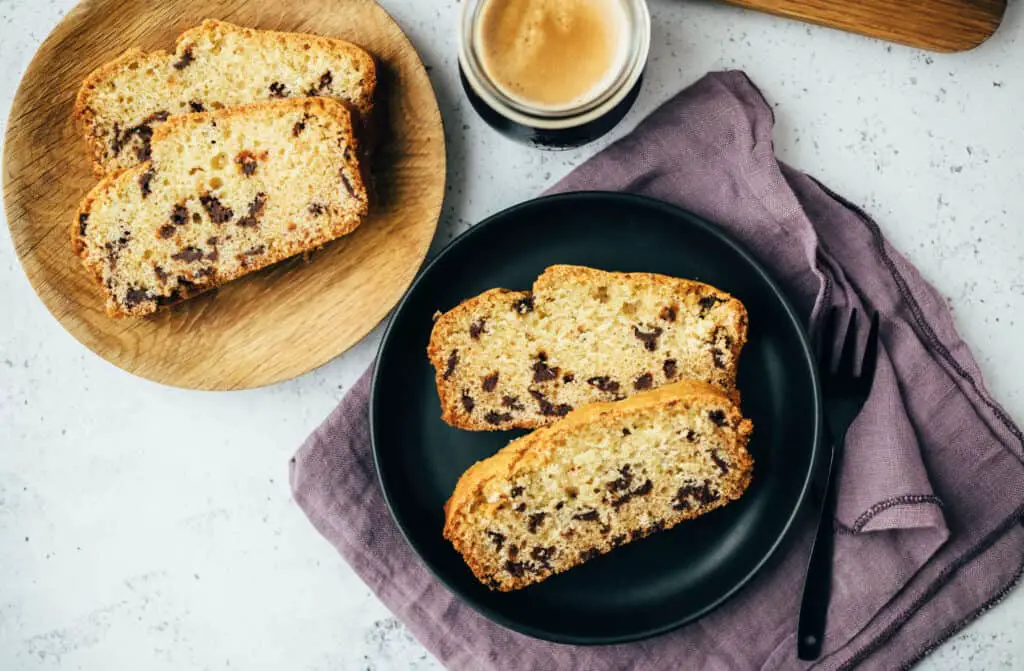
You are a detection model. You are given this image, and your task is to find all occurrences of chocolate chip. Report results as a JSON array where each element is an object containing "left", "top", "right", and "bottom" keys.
[
  {"left": 608, "top": 465, "right": 634, "bottom": 493},
  {"left": 633, "top": 373, "right": 653, "bottom": 390},
  {"left": 78, "top": 213, "right": 89, "bottom": 237},
  {"left": 442, "top": 350, "right": 458, "bottom": 379},
  {"left": 660, "top": 305, "right": 677, "bottom": 322},
  {"left": 189, "top": 100, "right": 205, "bottom": 113},
  {"left": 611, "top": 534, "right": 627, "bottom": 547},
  {"left": 171, "top": 246, "right": 204, "bottom": 262},
  {"left": 153, "top": 265, "right": 168, "bottom": 283},
  {"left": 167, "top": 205, "right": 187, "bottom": 228},
  {"left": 586, "top": 376, "right": 620, "bottom": 394},
  {"left": 340, "top": 170, "right": 355, "bottom": 198},
  {"left": 292, "top": 118, "right": 307, "bottom": 137},
  {"left": 630, "top": 529, "right": 644, "bottom": 541},
  {"left": 649, "top": 520, "right": 666, "bottom": 534},
  {"left": 573, "top": 510, "right": 600, "bottom": 522},
  {"left": 469, "top": 318, "right": 486, "bottom": 340},
  {"left": 508, "top": 544, "right": 519, "bottom": 558},
  {"left": 633, "top": 325, "right": 664, "bottom": 351},
  {"left": 528, "top": 390, "right": 572, "bottom": 417},
  {"left": 123, "top": 287, "right": 154, "bottom": 308},
  {"left": 711, "top": 450, "right": 730, "bottom": 475},
  {"left": 554, "top": 501, "right": 564, "bottom": 510},
  {"left": 531, "top": 546, "right": 555, "bottom": 568},
  {"left": 501, "top": 396, "right": 524, "bottom": 412},
  {"left": 663, "top": 359, "right": 678, "bottom": 379},
  {"left": 172, "top": 46, "right": 194, "bottom": 70},
  {"left": 528, "top": 512, "right": 546, "bottom": 533},
  {"left": 460, "top": 391, "right": 475, "bottom": 414},
  {"left": 673, "top": 482, "right": 720, "bottom": 510},
  {"left": 611, "top": 478, "right": 653, "bottom": 509},
  {"left": 504, "top": 560, "right": 528, "bottom": 578},
  {"left": 510, "top": 486, "right": 524, "bottom": 498},
  {"left": 532, "top": 352, "right": 559, "bottom": 383},
  {"left": 712, "top": 349, "right": 726, "bottom": 369},
  {"left": 580, "top": 548, "right": 600, "bottom": 562},
  {"left": 485, "top": 411, "right": 513, "bottom": 425},
  {"left": 622, "top": 428, "right": 631, "bottom": 436},
  {"left": 237, "top": 192, "right": 267, "bottom": 228},
  {"left": 308, "top": 202, "right": 325, "bottom": 216},
  {"left": 699, "top": 295, "right": 724, "bottom": 317},
  {"left": 514, "top": 503, "right": 526, "bottom": 513},
  {"left": 132, "top": 125, "right": 153, "bottom": 162},
  {"left": 512, "top": 295, "right": 534, "bottom": 314},
  {"left": 562, "top": 374, "right": 575, "bottom": 383},
  {"left": 708, "top": 409, "right": 727, "bottom": 427},
  {"left": 482, "top": 372, "right": 499, "bottom": 392},
  {"left": 205, "top": 247, "right": 218, "bottom": 261},
  {"left": 486, "top": 530, "right": 505, "bottom": 551},
  {"left": 158, "top": 224, "right": 176, "bottom": 239},
  {"left": 138, "top": 168, "right": 155, "bottom": 197},
  {"left": 683, "top": 429, "right": 696, "bottom": 441},
  {"left": 306, "top": 70, "right": 334, "bottom": 96},
  {"left": 145, "top": 111, "right": 171, "bottom": 124},
  {"left": 200, "top": 194, "right": 234, "bottom": 224},
  {"left": 268, "top": 82, "right": 289, "bottom": 98},
  {"left": 235, "top": 151, "right": 259, "bottom": 176},
  {"left": 244, "top": 244, "right": 265, "bottom": 256}
]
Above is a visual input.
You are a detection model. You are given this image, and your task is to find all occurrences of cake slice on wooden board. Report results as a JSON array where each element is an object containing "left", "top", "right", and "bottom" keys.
[
  {"left": 73, "top": 97, "right": 368, "bottom": 318},
  {"left": 443, "top": 380, "right": 754, "bottom": 591},
  {"left": 427, "top": 265, "right": 748, "bottom": 431},
  {"left": 75, "top": 19, "right": 376, "bottom": 176}
]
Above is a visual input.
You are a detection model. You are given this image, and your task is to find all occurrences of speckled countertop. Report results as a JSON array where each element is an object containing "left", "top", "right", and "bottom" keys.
[{"left": 2, "top": 0, "right": 1023, "bottom": 668}]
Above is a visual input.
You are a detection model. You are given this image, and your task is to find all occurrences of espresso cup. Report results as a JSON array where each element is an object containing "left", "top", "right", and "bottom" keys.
[{"left": 458, "top": 0, "right": 651, "bottom": 149}]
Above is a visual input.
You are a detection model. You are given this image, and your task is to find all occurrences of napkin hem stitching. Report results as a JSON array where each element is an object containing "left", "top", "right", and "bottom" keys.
[
  {"left": 809, "top": 175, "right": 1024, "bottom": 464},
  {"left": 834, "top": 494, "right": 944, "bottom": 535},
  {"left": 896, "top": 560, "right": 1024, "bottom": 671},
  {"left": 834, "top": 499, "right": 1024, "bottom": 671}
]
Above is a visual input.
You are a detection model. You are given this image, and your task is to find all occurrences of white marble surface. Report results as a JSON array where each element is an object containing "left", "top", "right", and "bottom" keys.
[{"left": 2, "top": 0, "right": 1023, "bottom": 668}]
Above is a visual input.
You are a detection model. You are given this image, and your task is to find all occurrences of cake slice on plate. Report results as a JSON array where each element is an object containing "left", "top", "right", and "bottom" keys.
[
  {"left": 443, "top": 380, "right": 754, "bottom": 591},
  {"left": 75, "top": 19, "right": 376, "bottom": 176},
  {"left": 73, "top": 97, "right": 368, "bottom": 318},
  {"left": 428, "top": 265, "right": 748, "bottom": 430}
]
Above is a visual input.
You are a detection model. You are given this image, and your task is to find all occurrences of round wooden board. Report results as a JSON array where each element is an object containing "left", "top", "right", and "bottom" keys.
[{"left": 3, "top": 0, "right": 445, "bottom": 390}]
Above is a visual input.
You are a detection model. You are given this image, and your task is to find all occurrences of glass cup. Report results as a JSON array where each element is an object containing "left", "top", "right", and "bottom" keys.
[{"left": 458, "top": 0, "right": 651, "bottom": 149}]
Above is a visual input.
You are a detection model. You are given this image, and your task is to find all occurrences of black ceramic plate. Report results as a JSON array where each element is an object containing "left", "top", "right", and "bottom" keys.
[{"left": 371, "top": 192, "right": 820, "bottom": 644}]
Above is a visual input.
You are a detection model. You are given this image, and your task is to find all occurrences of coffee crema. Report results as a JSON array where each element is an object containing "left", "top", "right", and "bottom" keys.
[{"left": 475, "top": 0, "right": 628, "bottom": 111}]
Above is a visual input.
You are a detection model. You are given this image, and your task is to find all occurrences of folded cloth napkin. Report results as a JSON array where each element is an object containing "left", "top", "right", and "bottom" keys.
[{"left": 290, "top": 71, "right": 1024, "bottom": 670}]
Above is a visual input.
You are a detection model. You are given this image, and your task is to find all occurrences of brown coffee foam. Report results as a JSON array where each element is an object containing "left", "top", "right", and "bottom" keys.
[{"left": 477, "top": 0, "right": 626, "bottom": 110}]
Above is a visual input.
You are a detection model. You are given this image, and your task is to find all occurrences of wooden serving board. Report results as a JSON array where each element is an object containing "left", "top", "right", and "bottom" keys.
[
  {"left": 722, "top": 0, "right": 1007, "bottom": 52},
  {"left": 3, "top": 0, "right": 445, "bottom": 390}
]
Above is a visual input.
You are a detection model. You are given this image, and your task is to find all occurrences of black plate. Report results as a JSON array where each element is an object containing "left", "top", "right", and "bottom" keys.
[{"left": 371, "top": 192, "right": 821, "bottom": 644}]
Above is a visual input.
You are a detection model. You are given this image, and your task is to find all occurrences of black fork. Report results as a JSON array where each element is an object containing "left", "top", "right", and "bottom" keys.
[{"left": 797, "top": 308, "right": 881, "bottom": 661}]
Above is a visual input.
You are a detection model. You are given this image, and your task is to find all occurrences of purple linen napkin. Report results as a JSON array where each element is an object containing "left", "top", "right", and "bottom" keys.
[{"left": 290, "top": 71, "right": 1024, "bottom": 670}]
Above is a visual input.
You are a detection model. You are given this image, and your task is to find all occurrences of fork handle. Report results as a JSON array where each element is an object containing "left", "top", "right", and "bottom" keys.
[{"left": 797, "top": 441, "right": 838, "bottom": 661}]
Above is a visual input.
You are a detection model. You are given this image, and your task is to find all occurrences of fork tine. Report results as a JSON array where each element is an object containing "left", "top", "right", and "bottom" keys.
[
  {"left": 836, "top": 308, "right": 860, "bottom": 377},
  {"left": 815, "top": 307, "right": 839, "bottom": 366},
  {"left": 859, "top": 311, "right": 881, "bottom": 384}
]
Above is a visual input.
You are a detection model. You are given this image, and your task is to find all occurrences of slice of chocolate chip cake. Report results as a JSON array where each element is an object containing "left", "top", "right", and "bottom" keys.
[
  {"left": 427, "top": 265, "right": 748, "bottom": 431},
  {"left": 443, "top": 380, "right": 754, "bottom": 591},
  {"left": 75, "top": 19, "right": 375, "bottom": 176},
  {"left": 73, "top": 97, "right": 368, "bottom": 318}
]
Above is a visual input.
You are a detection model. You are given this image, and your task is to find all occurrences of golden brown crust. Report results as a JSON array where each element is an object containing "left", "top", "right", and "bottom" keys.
[
  {"left": 443, "top": 380, "right": 754, "bottom": 590},
  {"left": 73, "top": 97, "right": 367, "bottom": 318},
  {"left": 427, "top": 266, "right": 749, "bottom": 431}
]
